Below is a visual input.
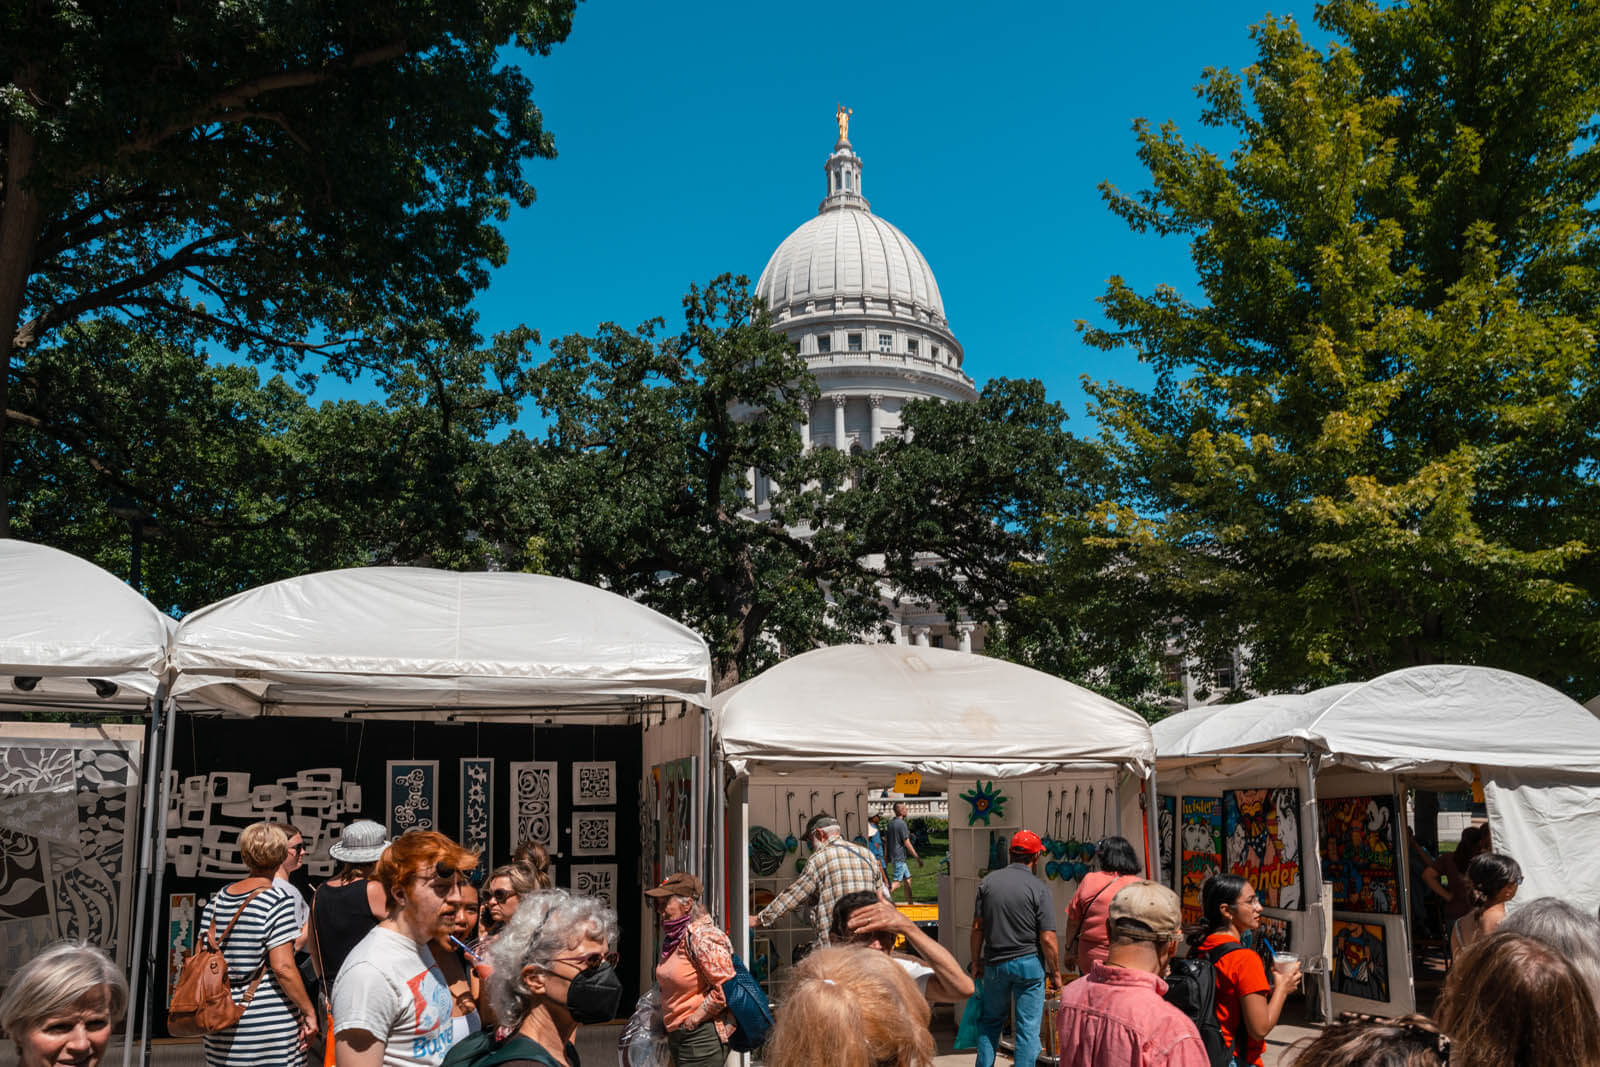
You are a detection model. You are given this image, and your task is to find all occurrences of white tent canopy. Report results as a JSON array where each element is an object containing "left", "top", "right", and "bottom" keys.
[
  {"left": 714, "top": 643, "right": 1155, "bottom": 778},
  {"left": 1153, "top": 665, "right": 1600, "bottom": 775},
  {"left": 0, "top": 539, "right": 172, "bottom": 706},
  {"left": 170, "top": 567, "right": 713, "bottom": 716}
]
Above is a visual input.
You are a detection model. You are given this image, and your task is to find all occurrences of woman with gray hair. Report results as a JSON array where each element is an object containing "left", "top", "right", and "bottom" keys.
[
  {"left": 445, "top": 890, "right": 621, "bottom": 1067},
  {"left": 1500, "top": 897, "right": 1600, "bottom": 1013},
  {"left": 0, "top": 942, "right": 126, "bottom": 1067}
]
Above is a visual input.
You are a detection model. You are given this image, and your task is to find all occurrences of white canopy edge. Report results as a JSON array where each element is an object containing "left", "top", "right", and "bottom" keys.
[
  {"left": 0, "top": 540, "right": 173, "bottom": 702},
  {"left": 715, "top": 644, "right": 1155, "bottom": 779},
  {"left": 170, "top": 567, "right": 713, "bottom": 717}
]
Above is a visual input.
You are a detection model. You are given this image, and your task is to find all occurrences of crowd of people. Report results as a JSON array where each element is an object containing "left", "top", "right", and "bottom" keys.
[{"left": 5, "top": 817, "right": 1600, "bottom": 1067}]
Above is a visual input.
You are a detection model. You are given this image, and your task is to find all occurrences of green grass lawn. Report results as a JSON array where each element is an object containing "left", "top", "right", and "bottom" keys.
[{"left": 903, "top": 830, "right": 947, "bottom": 903}]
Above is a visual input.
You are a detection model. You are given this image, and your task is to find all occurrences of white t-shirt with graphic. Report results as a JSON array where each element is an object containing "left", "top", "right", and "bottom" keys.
[{"left": 332, "top": 926, "right": 456, "bottom": 1067}]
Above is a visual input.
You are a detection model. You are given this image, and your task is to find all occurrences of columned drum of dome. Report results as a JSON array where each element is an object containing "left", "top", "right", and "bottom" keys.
[{"left": 755, "top": 116, "right": 977, "bottom": 455}]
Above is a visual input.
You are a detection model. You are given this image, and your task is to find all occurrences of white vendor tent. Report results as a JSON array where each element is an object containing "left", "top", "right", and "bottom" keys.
[
  {"left": 715, "top": 643, "right": 1156, "bottom": 778},
  {"left": 1154, "top": 663, "right": 1600, "bottom": 1019},
  {"left": 713, "top": 644, "right": 1157, "bottom": 1000},
  {"left": 0, "top": 538, "right": 172, "bottom": 708},
  {"left": 169, "top": 567, "right": 712, "bottom": 717},
  {"left": 0, "top": 540, "right": 176, "bottom": 1067}
]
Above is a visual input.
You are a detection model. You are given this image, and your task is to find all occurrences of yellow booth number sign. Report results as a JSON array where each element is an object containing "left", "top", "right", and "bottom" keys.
[{"left": 893, "top": 772, "right": 922, "bottom": 795}]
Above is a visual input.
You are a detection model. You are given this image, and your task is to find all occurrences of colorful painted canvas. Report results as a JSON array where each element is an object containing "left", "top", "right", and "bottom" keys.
[
  {"left": 1253, "top": 915, "right": 1292, "bottom": 955},
  {"left": 1158, "top": 795, "right": 1177, "bottom": 889},
  {"left": 1223, "top": 788, "right": 1304, "bottom": 910},
  {"left": 1318, "top": 795, "right": 1400, "bottom": 914},
  {"left": 166, "top": 893, "right": 196, "bottom": 1004},
  {"left": 1332, "top": 919, "right": 1390, "bottom": 1002},
  {"left": 657, "top": 758, "right": 697, "bottom": 875},
  {"left": 1180, "top": 797, "right": 1223, "bottom": 926}
]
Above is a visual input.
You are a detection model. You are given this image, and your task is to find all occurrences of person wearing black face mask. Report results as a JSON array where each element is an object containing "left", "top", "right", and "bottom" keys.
[{"left": 442, "top": 890, "right": 621, "bottom": 1067}]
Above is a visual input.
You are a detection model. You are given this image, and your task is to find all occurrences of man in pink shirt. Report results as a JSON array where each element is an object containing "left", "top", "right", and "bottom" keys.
[{"left": 1057, "top": 880, "right": 1209, "bottom": 1067}]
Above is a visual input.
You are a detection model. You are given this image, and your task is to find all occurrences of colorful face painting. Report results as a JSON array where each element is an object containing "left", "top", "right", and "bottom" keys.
[
  {"left": 1332, "top": 920, "right": 1389, "bottom": 1003},
  {"left": 1158, "top": 795, "right": 1177, "bottom": 888},
  {"left": 1223, "top": 788, "right": 1303, "bottom": 910},
  {"left": 1318, "top": 795, "right": 1399, "bottom": 914},
  {"left": 1180, "top": 797, "right": 1223, "bottom": 926}
]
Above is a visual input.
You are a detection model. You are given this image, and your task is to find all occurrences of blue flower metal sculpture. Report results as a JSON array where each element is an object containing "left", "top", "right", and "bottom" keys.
[{"left": 961, "top": 780, "right": 1009, "bottom": 826}]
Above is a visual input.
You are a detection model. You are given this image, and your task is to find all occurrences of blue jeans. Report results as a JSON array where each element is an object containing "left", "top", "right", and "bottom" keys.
[{"left": 975, "top": 954, "right": 1045, "bottom": 1067}]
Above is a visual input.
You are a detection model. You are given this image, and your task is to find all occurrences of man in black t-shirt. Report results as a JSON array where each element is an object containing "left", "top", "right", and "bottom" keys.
[{"left": 884, "top": 802, "right": 922, "bottom": 905}]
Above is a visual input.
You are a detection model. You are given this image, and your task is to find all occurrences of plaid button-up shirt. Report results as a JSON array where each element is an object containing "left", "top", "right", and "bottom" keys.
[{"left": 755, "top": 835, "right": 888, "bottom": 944}]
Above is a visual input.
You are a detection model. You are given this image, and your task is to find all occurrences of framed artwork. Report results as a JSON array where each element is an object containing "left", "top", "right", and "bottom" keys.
[
  {"left": 386, "top": 760, "right": 439, "bottom": 839},
  {"left": 0, "top": 725, "right": 143, "bottom": 975},
  {"left": 510, "top": 761, "right": 558, "bottom": 854},
  {"left": 1318, "top": 795, "right": 1400, "bottom": 914},
  {"left": 1332, "top": 919, "right": 1390, "bottom": 1002},
  {"left": 657, "top": 758, "right": 697, "bottom": 875},
  {"left": 460, "top": 758, "right": 495, "bottom": 883},
  {"left": 1157, "top": 794, "right": 1177, "bottom": 888},
  {"left": 1180, "top": 797, "right": 1223, "bottom": 925},
  {"left": 572, "top": 812, "right": 615, "bottom": 856},
  {"left": 572, "top": 762, "right": 616, "bottom": 806},
  {"left": 166, "top": 893, "right": 196, "bottom": 1004},
  {"left": 1223, "top": 788, "right": 1304, "bottom": 909},
  {"left": 167, "top": 766, "right": 364, "bottom": 881},
  {"left": 570, "top": 863, "right": 618, "bottom": 912},
  {"left": 1253, "top": 915, "right": 1293, "bottom": 955}
]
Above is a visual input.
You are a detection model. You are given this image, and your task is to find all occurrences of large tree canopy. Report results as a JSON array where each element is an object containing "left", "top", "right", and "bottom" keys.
[
  {"left": 1, "top": 0, "right": 576, "bottom": 528},
  {"left": 1082, "top": 0, "right": 1600, "bottom": 698},
  {"left": 528, "top": 275, "right": 1093, "bottom": 691}
]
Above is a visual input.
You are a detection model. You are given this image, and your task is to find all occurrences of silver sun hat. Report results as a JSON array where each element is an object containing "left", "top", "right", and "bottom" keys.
[{"left": 328, "top": 820, "right": 390, "bottom": 863}]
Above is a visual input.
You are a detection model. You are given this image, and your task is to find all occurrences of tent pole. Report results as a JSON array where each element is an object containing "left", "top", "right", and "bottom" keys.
[
  {"left": 123, "top": 683, "right": 167, "bottom": 1067},
  {"left": 138, "top": 697, "right": 180, "bottom": 1067},
  {"left": 1300, "top": 745, "right": 1333, "bottom": 1024},
  {"left": 1394, "top": 780, "right": 1419, "bottom": 1015},
  {"left": 1143, "top": 769, "right": 1160, "bottom": 883}
]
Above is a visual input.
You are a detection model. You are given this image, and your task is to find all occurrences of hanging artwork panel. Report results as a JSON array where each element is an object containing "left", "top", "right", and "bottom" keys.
[
  {"left": 386, "top": 760, "right": 439, "bottom": 839},
  {"left": 0, "top": 724, "right": 142, "bottom": 975},
  {"left": 572, "top": 762, "right": 616, "bottom": 806},
  {"left": 657, "top": 758, "right": 697, "bottom": 875},
  {"left": 1223, "top": 788, "right": 1304, "bottom": 910},
  {"left": 1318, "top": 795, "right": 1400, "bottom": 914},
  {"left": 167, "top": 767, "right": 363, "bottom": 880},
  {"left": 460, "top": 758, "right": 495, "bottom": 882},
  {"left": 572, "top": 813, "right": 615, "bottom": 857},
  {"left": 1253, "top": 915, "right": 1293, "bottom": 955},
  {"left": 1157, "top": 795, "right": 1177, "bottom": 889},
  {"left": 511, "top": 761, "right": 558, "bottom": 854},
  {"left": 166, "top": 893, "right": 196, "bottom": 1004},
  {"left": 1180, "top": 796, "right": 1223, "bottom": 925},
  {"left": 570, "top": 864, "right": 618, "bottom": 912},
  {"left": 1332, "top": 919, "right": 1390, "bottom": 1002}
]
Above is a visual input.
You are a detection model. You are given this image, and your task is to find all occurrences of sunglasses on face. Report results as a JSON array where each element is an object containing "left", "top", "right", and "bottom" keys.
[
  {"left": 289, "top": 843, "right": 307, "bottom": 853},
  {"left": 487, "top": 889, "right": 518, "bottom": 903},
  {"left": 416, "top": 865, "right": 468, "bottom": 890},
  {"left": 551, "top": 951, "right": 619, "bottom": 971}
]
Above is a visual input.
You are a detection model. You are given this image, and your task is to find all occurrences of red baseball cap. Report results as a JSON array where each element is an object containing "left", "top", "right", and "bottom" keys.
[{"left": 1011, "top": 830, "right": 1044, "bottom": 855}]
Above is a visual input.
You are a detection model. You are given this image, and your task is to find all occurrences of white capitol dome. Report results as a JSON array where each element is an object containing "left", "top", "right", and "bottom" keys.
[{"left": 754, "top": 118, "right": 976, "bottom": 438}]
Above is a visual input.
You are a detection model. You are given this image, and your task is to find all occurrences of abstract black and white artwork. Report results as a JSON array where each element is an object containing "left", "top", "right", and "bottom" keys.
[
  {"left": 387, "top": 761, "right": 439, "bottom": 839},
  {"left": 0, "top": 724, "right": 142, "bottom": 975},
  {"left": 511, "top": 762, "right": 557, "bottom": 854},
  {"left": 572, "top": 761, "right": 615, "bottom": 806},
  {"left": 570, "top": 864, "right": 617, "bottom": 911},
  {"left": 460, "top": 758, "right": 494, "bottom": 881},
  {"left": 167, "top": 767, "right": 363, "bottom": 880},
  {"left": 571, "top": 812, "right": 615, "bottom": 857}
]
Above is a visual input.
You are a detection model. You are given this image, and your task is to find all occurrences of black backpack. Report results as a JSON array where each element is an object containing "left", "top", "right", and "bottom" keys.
[{"left": 1163, "top": 941, "right": 1250, "bottom": 1067}]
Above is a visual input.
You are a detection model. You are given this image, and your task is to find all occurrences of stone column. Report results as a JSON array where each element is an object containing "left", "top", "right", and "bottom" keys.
[
  {"left": 956, "top": 622, "right": 975, "bottom": 653},
  {"left": 833, "top": 394, "right": 849, "bottom": 452},
  {"left": 910, "top": 626, "right": 931, "bottom": 647},
  {"left": 799, "top": 405, "right": 811, "bottom": 452},
  {"left": 868, "top": 394, "right": 884, "bottom": 448}
]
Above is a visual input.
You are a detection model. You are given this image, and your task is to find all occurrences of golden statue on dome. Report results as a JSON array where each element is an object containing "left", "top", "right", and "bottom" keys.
[{"left": 835, "top": 104, "right": 852, "bottom": 145}]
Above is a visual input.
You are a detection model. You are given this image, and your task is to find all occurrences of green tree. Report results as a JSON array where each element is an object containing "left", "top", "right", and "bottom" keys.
[
  {"left": 12, "top": 320, "right": 540, "bottom": 609},
  {"left": 1082, "top": 1, "right": 1600, "bottom": 698},
  {"left": 1, "top": 0, "right": 576, "bottom": 529},
  {"left": 527, "top": 275, "right": 1090, "bottom": 691}
]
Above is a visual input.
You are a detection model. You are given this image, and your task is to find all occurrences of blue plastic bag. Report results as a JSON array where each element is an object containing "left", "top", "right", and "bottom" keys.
[{"left": 954, "top": 977, "right": 984, "bottom": 1051}]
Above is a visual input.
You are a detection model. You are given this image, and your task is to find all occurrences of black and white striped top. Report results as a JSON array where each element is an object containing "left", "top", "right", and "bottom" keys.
[{"left": 200, "top": 884, "right": 302, "bottom": 1067}]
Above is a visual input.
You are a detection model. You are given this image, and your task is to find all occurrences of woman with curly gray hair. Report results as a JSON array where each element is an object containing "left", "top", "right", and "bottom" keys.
[
  {"left": 0, "top": 942, "right": 127, "bottom": 1067},
  {"left": 444, "top": 890, "right": 621, "bottom": 1067}
]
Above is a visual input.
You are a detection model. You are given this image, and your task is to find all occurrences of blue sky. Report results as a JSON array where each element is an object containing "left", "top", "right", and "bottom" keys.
[{"left": 370, "top": 1, "right": 1328, "bottom": 433}]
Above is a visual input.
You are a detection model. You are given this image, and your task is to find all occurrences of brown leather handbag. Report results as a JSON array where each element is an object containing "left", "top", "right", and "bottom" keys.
[{"left": 168, "top": 884, "right": 272, "bottom": 1036}]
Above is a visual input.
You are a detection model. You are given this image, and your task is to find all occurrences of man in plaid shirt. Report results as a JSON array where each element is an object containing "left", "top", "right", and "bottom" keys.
[{"left": 751, "top": 812, "right": 890, "bottom": 944}]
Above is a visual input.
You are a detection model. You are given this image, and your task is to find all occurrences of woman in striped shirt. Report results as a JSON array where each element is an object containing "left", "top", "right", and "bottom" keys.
[{"left": 200, "top": 822, "right": 318, "bottom": 1067}]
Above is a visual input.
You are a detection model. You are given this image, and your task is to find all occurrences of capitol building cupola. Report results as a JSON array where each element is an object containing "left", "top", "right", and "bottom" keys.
[{"left": 755, "top": 108, "right": 977, "bottom": 456}]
